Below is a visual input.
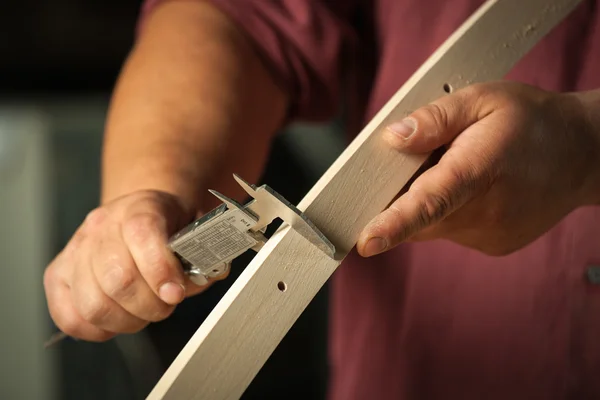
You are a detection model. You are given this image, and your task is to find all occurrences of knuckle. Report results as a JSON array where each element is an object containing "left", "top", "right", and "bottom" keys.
[
  {"left": 463, "top": 83, "right": 488, "bottom": 99},
  {"left": 147, "top": 259, "right": 174, "bottom": 284},
  {"left": 78, "top": 293, "right": 111, "bottom": 324},
  {"left": 43, "top": 266, "right": 56, "bottom": 289},
  {"left": 139, "top": 243, "right": 178, "bottom": 283},
  {"left": 419, "top": 103, "right": 449, "bottom": 132},
  {"left": 84, "top": 207, "right": 109, "bottom": 230},
  {"left": 462, "top": 83, "right": 512, "bottom": 115},
  {"left": 65, "top": 228, "right": 87, "bottom": 254},
  {"left": 417, "top": 190, "right": 453, "bottom": 226},
  {"left": 101, "top": 260, "right": 137, "bottom": 300},
  {"left": 444, "top": 159, "right": 479, "bottom": 193},
  {"left": 149, "top": 304, "right": 175, "bottom": 322},
  {"left": 459, "top": 84, "right": 491, "bottom": 116},
  {"left": 56, "top": 310, "right": 82, "bottom": 338},
  {"left": 122, "top": 212, "right": 163, "bottom": 243}
]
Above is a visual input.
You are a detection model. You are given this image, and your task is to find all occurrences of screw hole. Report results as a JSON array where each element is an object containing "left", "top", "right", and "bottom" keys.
[
  {"left": 277, "top": 281, "right": 287, "bottom": 292},
  {"left": 443, "top": 83, "right": 453, "bottom": 93}
]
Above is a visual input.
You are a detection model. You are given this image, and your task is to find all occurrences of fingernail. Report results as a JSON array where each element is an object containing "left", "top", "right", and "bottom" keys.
[
  {"left": 364, "top": 237, "right": 387, "bottom": 256},
  {"left": 387, "top": 118, "right": 416, "bottom": 139},
  {"left": 159, "top": 282, "right": 185, "bottom": 304}
]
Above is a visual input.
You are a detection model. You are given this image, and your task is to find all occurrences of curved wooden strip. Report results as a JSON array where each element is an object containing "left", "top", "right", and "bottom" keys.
[{"left": 148, "top": 0, "right": 582, "bottom": 398}]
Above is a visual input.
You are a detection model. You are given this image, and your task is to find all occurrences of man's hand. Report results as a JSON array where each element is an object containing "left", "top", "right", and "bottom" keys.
[
  {"left": 43, "top": 0, "right": 288, "bottom": 342},
  {"left": 358, "top": 82, "right": 600, "bottom": 257},
  {"left": 43, "top": 190, "right": 219, "bottom": 342}
]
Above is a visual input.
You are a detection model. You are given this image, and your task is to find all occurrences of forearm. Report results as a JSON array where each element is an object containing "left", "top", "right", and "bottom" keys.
[{"left": 101, "top": 1, "right": 288, "bottom": 213}]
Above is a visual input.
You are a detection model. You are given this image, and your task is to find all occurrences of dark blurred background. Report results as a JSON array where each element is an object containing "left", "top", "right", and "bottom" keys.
[{"left": 0, "top": 1, "right": 345, "bottom": 399}]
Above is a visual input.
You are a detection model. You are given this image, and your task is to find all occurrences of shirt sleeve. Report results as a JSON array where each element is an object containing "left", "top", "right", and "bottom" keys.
[{"left": 139, "top": 0, "right": 358, "bottom": 122}]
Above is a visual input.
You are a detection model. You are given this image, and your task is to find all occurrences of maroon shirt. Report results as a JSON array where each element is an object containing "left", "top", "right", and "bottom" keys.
[{"left": 141, "top": 1, "right": 600, "bottom": 398}]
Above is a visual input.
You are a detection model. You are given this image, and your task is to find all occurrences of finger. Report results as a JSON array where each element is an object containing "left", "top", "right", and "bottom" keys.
[
  {"left": 121, "top": 212, "right": 190, "bottom": 306},
  {"left": 183, "top": 270, "right": 231, "bottom": 298},
  {"left": 393, "top": 146, "right": 447, "bottom": 201},
  {"left": 71, "top": 248, "right": 148, "bottom": 334},
  {"left": 44, "top": 264, "right": 114, "bottom": 342},
  {"left": 404, "top": 198, "right": 485, "bottom": 243},
  {"left": 404, "top": 223, "right": 447, "bottom": 242},
  {"left": 383, "top": 85, "right": 489, "bottom": 153},
  {"left": 358, "top": 154, "right": 483, "bottom": 257},
  {"left": 93, "top": 234, "right": 177, "bottom": 322},
  {"left": 184, "top": 281, "right": 213, "bottom": 297}
]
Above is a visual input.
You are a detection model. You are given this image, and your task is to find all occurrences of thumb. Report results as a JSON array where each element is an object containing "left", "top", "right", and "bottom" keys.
[{"left": 383, "top": 90, "right": 480, "bottom": 153}]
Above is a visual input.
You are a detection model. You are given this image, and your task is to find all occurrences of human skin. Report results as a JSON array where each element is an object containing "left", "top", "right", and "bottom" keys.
[
  {"left": 43, "top": 1, "right": 288, "bottom": 341},
  {"left": 358, "top": 82, "right": 600, "bottom": 257},
  {"left": 43, "top": 2, "right": 600, "bottom": 341}
]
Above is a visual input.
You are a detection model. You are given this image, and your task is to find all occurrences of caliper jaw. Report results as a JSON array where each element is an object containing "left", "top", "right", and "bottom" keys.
[{"left": 167, "top": 174, "right": 335, "bottom": 286}]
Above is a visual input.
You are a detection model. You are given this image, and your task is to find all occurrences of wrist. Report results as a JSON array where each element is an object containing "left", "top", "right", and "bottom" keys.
[{"left": 100, "top": 153, "right": 205, "bottom": 214}]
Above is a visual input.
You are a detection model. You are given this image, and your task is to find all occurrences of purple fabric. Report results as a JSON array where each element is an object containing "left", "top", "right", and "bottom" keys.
[
  {"left": 141, "top": 0, "right": 359, "bottom": 121},
  {"left": 140, "top": 1, "right": 600, "bottom": 399}
]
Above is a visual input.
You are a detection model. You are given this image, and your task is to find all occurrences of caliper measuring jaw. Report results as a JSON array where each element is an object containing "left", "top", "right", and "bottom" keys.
[{"left": 167, "top": 174, "right": 336, "bottom": 286}]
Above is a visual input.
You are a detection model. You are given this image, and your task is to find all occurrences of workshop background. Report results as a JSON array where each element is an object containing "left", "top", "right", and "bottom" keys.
[{"left": 0, "top": 1, "right": 346, "bottom": 399}]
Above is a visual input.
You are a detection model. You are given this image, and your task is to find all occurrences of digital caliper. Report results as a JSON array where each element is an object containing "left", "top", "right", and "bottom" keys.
[{"left": 168, "top": 174, "right": 335, "bottom": 286}]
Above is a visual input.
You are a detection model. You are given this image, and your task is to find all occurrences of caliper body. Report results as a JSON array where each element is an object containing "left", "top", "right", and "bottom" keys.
[{"left": 168, "top": 174, "right": 335, "bottom": 285}]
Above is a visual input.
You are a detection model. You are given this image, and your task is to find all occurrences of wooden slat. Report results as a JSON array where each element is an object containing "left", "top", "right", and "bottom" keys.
[{"left": 148, "top": 0, "right": 583, "bottom": 398}]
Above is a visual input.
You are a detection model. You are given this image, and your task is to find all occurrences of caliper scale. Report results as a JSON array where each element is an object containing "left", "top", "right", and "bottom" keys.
[{"left": 168, "top": 174, "right": 335, "bottom": 286}]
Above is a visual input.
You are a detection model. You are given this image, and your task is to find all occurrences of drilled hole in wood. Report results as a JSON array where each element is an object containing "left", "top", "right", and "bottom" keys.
[
  {"left": 443, "top": 83, "right": 453, "bottom": 93},
  {"left": 277, "top": 281, "right": 287, "bottom": 292}
]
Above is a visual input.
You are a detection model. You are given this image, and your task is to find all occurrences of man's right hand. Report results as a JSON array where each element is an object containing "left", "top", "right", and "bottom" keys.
[
  {"left": 45, "top": 0, "right": 289, "bottom": 342},
  {"left": 43, "top": 190, "right": 213, "bottom": 342}
]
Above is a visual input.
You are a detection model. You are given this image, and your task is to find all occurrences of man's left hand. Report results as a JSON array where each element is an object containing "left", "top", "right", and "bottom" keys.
[{"left": 358, "top": 82, "right": 600, "bottom": 257}]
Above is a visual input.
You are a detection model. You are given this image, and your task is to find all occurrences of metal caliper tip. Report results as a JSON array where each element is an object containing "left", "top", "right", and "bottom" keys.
[
  {"left": 208, "top": 189, "right": 243, "bottom": 211},
  {"left": 231, "top": 174, "right": 336, "bottom": 258},
  {"left": 233, "top": 173, "right": 257, "bottom": 196}
]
